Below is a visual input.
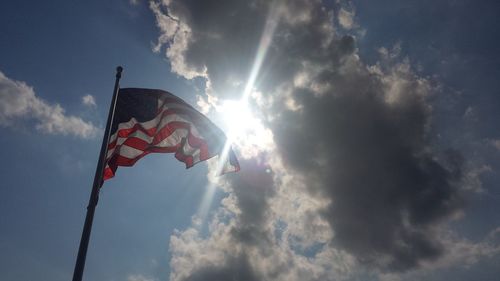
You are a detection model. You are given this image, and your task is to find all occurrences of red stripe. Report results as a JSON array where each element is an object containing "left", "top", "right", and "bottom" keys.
[
  {"left": 175, "top": 150, "right": 194, "bottom": 168},
  {"left": 103, "top": 140, "right": 225, "bottom": 181},
  {"left": 104, "top": 142, "right": 195, "bottom": 180},
  {"left": 104, "top": 123, "right": 212, "bottom": 181},
  {"left": 119, "top": 125, "right": 156, "bottom": 138},
  {"left": 103, "top": 167, "right": 114, "bottom": 180},
  {"left": 109, "top": 120, "right": 210, "bottom": 159},
  {"left": 102, "top": 100, "right": 233, "bottom": 181},
  {"left": 151, "top": 121, "right": 210, "bottom": 160},
  {"left": 108, "top": 107, "right": 210, "bottom": 150}
]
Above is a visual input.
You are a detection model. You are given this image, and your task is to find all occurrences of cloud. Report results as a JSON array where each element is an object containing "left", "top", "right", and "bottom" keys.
[
  {"left": 170, "top": 158, "right": 358, "bottom": 281},
  {"left": 338, "top": 8, "right": 355, "bottom": 30},
  {"left": 461, "top": 164, "right": 492, "bottom": 193},
  {"left": 463, "top": 105, "right": 478, "bottom": 121},
  {"left": 271, "top": 58, "right": 466, "bottom": 271},
  {"left": 434, "top": 229, "right": 500, "bottom": 269},
  {"left": 81, "top": 94, "right": 96, "bottom": 108},
  {"left": 380, "top": 228, "right": 500, "bottom": 281},
  {"left": 129, "top": 0, "right": 141, "bottom": 6},
  {"left": 151, "top": 0, "right": 498, "bottom": 279},
  {"left": 127, "top": 274, "right": 158, "bottom": 281},
  {"left": 0, "top": 71, "right": 98, "bottom": 138},
  {"left": 490, "top": 139, "right": 500, "bottom": 151}
]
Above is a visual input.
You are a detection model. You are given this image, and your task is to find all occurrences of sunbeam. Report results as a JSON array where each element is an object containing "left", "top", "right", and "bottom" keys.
[
  {"left": 214, "top": 1, "right": 281, "bottom": 174},
  {"left": 197, "top": 3, "right": 282, "bottom": 225}
]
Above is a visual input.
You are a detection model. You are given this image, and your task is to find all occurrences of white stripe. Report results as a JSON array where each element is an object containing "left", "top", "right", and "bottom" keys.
[
  {"left": 107, "top": 111, "right": 205, "bottom": 159},
  {"left": 111, "top": 131, "right": 202, "bottom": 162},
  {"left": 115, "top": 144, "right": 145, "bottom": 159},
  {"left": 108, "top": 126, "right": 203, "bottom": 161},
  {"left": 108, "top": 104, "right": 206, "bottom": 144}
]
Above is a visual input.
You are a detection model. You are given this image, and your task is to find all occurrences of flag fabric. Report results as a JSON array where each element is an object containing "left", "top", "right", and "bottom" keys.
[{"left": 102, "top": 88, "right": 240, "bottom": 182}]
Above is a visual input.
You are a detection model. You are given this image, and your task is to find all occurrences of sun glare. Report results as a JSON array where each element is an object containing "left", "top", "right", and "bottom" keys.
[
  {"left": 219, "top": 100, "right": 259, "bottom": 139},
  {"left": 217, "top": 98, "right": 274, "bottom": 156},
  {"left": 197, "top": 1, "right": 282, "bottom": 226},
  {"left": 215, "top": 2, "right": 281, "bottom": 155}
]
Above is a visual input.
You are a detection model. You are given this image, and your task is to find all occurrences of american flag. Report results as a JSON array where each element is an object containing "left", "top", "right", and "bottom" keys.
[{"left": 102, "top": 88, "right": 240, "bottom": 181}]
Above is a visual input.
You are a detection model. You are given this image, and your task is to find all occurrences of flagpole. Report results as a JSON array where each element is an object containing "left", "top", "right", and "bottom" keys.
[{"left": 72, "top": 66, "right": 123, "bottom": 281}]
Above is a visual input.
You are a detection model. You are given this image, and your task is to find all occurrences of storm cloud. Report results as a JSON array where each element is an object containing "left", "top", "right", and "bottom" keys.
[{"left": 272, "top": 61, "right": 464, "bottom": 270}]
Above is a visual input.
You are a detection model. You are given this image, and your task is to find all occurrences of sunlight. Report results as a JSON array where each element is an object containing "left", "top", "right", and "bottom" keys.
[
  {"left": 195, "top": 3, "right": 282, "bottom": 226},
  {"left": 216, "top": 98, "right": 274, "bottom": 159},
  {"left": 242, "top": 1, "right": 280, "bottom": 101},
  {"left": 196, "top": 180, "right": 218, "bottom": 228},
  {"left": 210, "top": 2, "right": 280, "bottom": 178},
  {"left": 218, "top": 99, "right": 259, "bottom": 140},
  {"left": 215, "top": 0, "right": 281, "bottom": 156}
]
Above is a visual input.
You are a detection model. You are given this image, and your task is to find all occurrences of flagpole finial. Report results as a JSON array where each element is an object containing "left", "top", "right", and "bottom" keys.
[{"left": 116, "top": 66, "right": 123, "bottom": 78}]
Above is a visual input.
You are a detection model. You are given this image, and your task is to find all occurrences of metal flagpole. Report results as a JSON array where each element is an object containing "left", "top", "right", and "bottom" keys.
[{"left": 72, "top": 66, "right": 123, "bottom": 281}]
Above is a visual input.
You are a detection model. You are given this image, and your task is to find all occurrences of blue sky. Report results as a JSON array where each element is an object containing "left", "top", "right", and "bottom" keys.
[{"left": 0, "top": 1, "right": 499, "bottom": 281}]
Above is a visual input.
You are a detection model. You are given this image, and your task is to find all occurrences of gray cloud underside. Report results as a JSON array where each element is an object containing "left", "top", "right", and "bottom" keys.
[{"left": 152, "top": 0, "right": 498, "bottom": 279}]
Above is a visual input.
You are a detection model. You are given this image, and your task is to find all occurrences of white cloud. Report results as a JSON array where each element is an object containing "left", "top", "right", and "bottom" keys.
[
  {"left": 127, "top": 274, "right": 158, "bottom": 281},
  {"left": 150, "top": 1, "right": 205, "bottom": 79},
  {"left": 0, "top": 71, "right": 98, "bottom": 138},
  {"left": 81, "top": 94, "right": 96, "bottom": 107},
  {"left": 437, "top": 230, "right": 500, "bottom": 269},
  {"left": 462, "top": 164, "right": 492, "bottom": 193},
  {"left": 170, "top": 158, "right": 358, "bottom": 281},
  {"left": 338, "top": 8, "right": 355, "bottom": 29}
]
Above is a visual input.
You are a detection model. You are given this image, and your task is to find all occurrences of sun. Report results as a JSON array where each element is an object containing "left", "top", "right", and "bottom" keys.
[
  {"left": 216, "top": 99, "right": 273, "bottom": 157},
  {"left": 219, "top": 100, "right": 258, "bottom": 138}
]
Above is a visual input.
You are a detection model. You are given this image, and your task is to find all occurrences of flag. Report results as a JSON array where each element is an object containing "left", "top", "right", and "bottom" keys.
[{"left": 102, "top": 88, "right": 240, "bottom": 181}]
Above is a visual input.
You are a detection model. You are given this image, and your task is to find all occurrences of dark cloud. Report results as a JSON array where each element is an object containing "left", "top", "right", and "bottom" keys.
[
  {"left": 152, "top": 0, "right": 472, "bottom": 278},
  {"left": 161, "top": 0, "right": 268, "bottom": 97},
  {"left": 184, "top": 254, "right": 261, "bottom": 281},
  {"left": 168, "top": 159, "right": 285, "bottom": 281},
  {"left": 226, "top": 159, "right": 275, "bottom": 248},
  {"left": 273, "top": 73, "right": 464, "bottom": 270}
]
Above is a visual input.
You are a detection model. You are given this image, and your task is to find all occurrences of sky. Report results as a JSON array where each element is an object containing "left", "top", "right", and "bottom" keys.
[{"left": 0, "top": 1, "right": 499, "bottom": 281}]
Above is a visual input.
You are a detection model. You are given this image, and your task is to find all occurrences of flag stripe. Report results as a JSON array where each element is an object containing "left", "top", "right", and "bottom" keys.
[
  {"left": 102, "top": 88, "right": 239, "bottom": 182},
  {"left": 107, "top": 105, "right": 210, "bottom": 148},
  {"left": 109, "top": 112, "right": 196, "bottom": 144},
  {"left": 107, "top": 124, "right": 206, "bottom": 163},
  {"left": 107, "top": 110, "right": 206, "bottom": 154},
  {"left": 107, "top": 119, "right": 209, "bottom": 160}
]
